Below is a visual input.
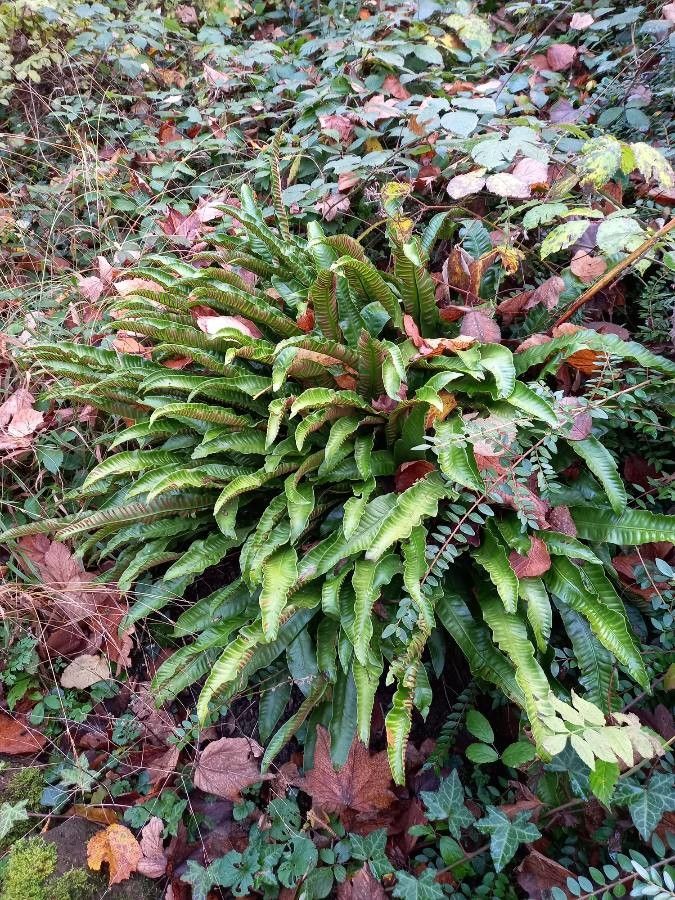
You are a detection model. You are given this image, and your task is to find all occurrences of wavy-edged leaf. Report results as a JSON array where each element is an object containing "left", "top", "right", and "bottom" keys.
[
  {"left": 504, "top": 382, "right": 557, "bottom": 425},
  {"left": 260, "top": 546, "right": 298, "bottom": 641},
  {"left": 569, "top": 437, "right": 626, "bottom": 515},
  {"left": 81, "top": 450, "right": 188, "bottom": 490},
  {"left": 309, "top": 270, "right": 341, "bottom": 341},
  {"left": 480, "top": 345, "right": 516, "bottom": 399},
  {"left": 473, "top": 527, "right": 519, "bottom": 613},
  {"left": 285, "top": 476, "right": 314, "bottom": 541},
  {"left": 353, "top": 657, "right": 383, "bottom": 744},
  {"left": 518, "top": 577, "right": 552, "bottom": 652},
  {"left": 197, "top": 622, "right": 265, "bottom": 720},
  {"left": 164, "top": 532, "right": 238, "bottom": 582},
  {"left": 570, "top": 506, "right": 675, "bottom": 545},
  {"left": 386, "top": 679, "right": 414, "bottom": 785},
  {"left": 555, "top": 601, "right": 615, "bottom": 713},
  {"left": 352, "top": 555, "right": 401, "bottom": 664},
  {"left": 329, "top": 669, "right": 358, "bottom": 768},
  {"left": 174, "top": 579, "right": 252, "bottom": 638},
  {"left": 365, "top": 473, "right": 448, "bottom": 561},
  {"left": 261, "top": 675, "right": 329, "bottom": 772},
  {"left": 434, "top": 417, "right": 485, "bottom": 492},
  {"left": 319, "top": 416, "right": 361, "bottom": 474},
  {"left": 394, "top": 246, "right": 439, "bottom": 337},
  {"left": 149, "top": 402, "right": 254, "bottom": 430},
  {"left": 334, "top": 256, "right": 403, "bottom": 328},
  {"left": 402, "top": 526, "right": 434, "bottom": 633}
]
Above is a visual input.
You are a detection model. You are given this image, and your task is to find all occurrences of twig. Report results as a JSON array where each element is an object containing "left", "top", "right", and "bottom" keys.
[{"left": 553, "top": 218, "right": 675, "bottom": 327}]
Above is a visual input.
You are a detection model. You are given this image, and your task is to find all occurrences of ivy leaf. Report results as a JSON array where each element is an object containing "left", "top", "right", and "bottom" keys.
[
  {"left": 393, "top": 869, "right": 445, "bottom": 900},
  {"left": 589, "top": 759, "right": 620, "bottom": 805},
  {"left": 0, "top": 800, "right": 28, "bottom": 841},
  {"left": 420, "top": 770, "right": 475, "bottom": 838},
  {"left": 349, "top": 829, "right": 395, "bottom": 878},
  {"left": 617, "top": 772, "right": 675, "bottom": 841},
  {"left": 476, "top": 807, "right": 541, "bottom": 872}
]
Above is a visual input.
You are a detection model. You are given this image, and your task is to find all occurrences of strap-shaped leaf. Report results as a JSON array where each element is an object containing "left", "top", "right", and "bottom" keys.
[
  {"left": 514, "top": 328, "right": 675, "bottom": 377},
  {"left": 546, "top": 557, "right": 648, "bottom": 688},
  {"left": 570, "top": 506, "right": 675, "bottom": 545},
  {"left": 285, "top": 476, "right": 314, "bottom": 541},
  {"left": 434, "top": 417, "right": 485, "bottom": 492},
  {"left": 518, "top": 577, "right": 552, "bottom": 652},
  {"left": 568, "top": 436, "right": 626, "bottom": 515},
  {"left": 386, "top": 679, "right": 415, "bottom": 785},
  {"left": 356, "top": 331, "right": 386, "bottom": 400},
  {"left": 309, "top": 270, "right": 341, "bottom": 341},
  {"left": 480, "top": 344, "right": 516, "bottom": 399},
  {"left": 556, "top": 601, "right": 615, "bottom": 713},
  {"left": 504, "top": 381, "right": 558, "bottom": 425},
  {"left": 353, "top": 657, "right": 383, "bottom": 743},
  {"left": 540, "top": 531, "right": 602, "bottom": 564},
  {"left": 329, "top": 669, "right": 358, "bottom": 767},
  {"left": 473, "top": 527, "right": 519, "bottom": 613},
  {"left": 163, "top": 532, "right": 237, "bottom": 582},
  {"left": 402, "top": 526, "right": 435, "bottom": 633},
  {"left": 319, "top": 416, "right": 361, "bottom": 474},
  {"left": 174, "top": 579, "right": 251, "bottom": 638},
  {"left": 290, "top": 388, "right": 371, "bottom": 417},
  {"left": 394, "top": 246, "right": 439, "bottom": 337},
  {"left": 334, "top": 256, "right": 403, "bottom": 328},
  {"left": 351, "top": 554, "right": 401, "bottom": 664},
  {"left": 365, "top": 473, "right": 448, "bottom": 561},
  {"left": 261, "top": 676, "right": 329, "bottom": 772},
  {"left": 260, "top": 546, "right": 299, "bottom": 641},
  {"left": 149, "top": 402, "right": 255, "bottom": 429},
  {"left": 82, "top": 450, "right": 188, "bottom": 490},
  {"left": 197, "top": 621, "right": 264, "bottom": 720}
]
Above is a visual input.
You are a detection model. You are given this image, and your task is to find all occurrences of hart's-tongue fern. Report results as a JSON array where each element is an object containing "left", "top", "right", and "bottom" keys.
[{"left": 7, "top": 183, "right": 675, "bottom": 782}]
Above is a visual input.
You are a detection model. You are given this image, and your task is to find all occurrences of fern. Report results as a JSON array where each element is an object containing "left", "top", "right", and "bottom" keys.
[{"left": 8, "top": 185, "right": 675, "bottom": 782}]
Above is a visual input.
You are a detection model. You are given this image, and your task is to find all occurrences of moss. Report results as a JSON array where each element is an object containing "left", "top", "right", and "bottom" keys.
[
  {"left": 0, "top": 837, "right": 56, "bottom": 900},
  {"left": 0, "top": 838, "right": 95, "bottom": 900},
  {"left": 2, "top": 767, "right": 44, "bottom": 809}
]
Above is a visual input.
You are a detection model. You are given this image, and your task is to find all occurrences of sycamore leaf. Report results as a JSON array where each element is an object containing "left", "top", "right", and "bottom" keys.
[
  {"left": 87, "top": 824, "right": 142, "bottom": 885},
  {"left": 194, "top": 737, "right": 270, "bottom": 799}
]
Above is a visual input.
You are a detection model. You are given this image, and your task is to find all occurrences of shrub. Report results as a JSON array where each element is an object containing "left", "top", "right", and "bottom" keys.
[{"left": 7, "top": 186, "right": 675, "bottom": 781}]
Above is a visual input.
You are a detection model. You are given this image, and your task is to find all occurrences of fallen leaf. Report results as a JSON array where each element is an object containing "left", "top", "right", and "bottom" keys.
[
  {"left": 460, "top": 310, "right": 501, "bottom": 343},
  {"left": 663, "top": 2, "right": 675, "bottom": 20},
  {"left": 360, "top": 94, "right": 401, "bottom": 122},
  {"left": 299, "top": 727, "right": 396, "bottom": 826},
  {"left": 546, "top": 43, "right": 577, "bottom": 71},
  {"left": 395, "top": 460, "right": 437, "bottom": 492},
  {"left": 0, "top": 388, "right": 44, "bottom": 448},
  {"left": 566, "top": 349, "right": 602, "bottom": 374},
  {"left": 196, "top": 315, "right": 262, "bottom": 338},
  {"left": 486, "top": 172, "right": 531, "bottom": 199},
  {"left": 404, "top": 314, "right": 476, "bottom": 356},
  {"left": 137, "top": 817, "right": 168, "bottom": 878},
  {"left": 528, "top": 276, "right": 565, "bottom": 311},
  {"left": 517, "top": 849, "right": 574, "bottom": 898},
  {"left": 60, "top": 654, "right": 111, "bottom": 690},
  {"left": 0, "top": 712, "right": 47, "bottom": 754},
  {"left": 130, "top": 685, "right": 176, "bottom": 746},
  {"left": 176, "top": 4, "right": 198, "bottom": 24},
  {"left": 72, "top": 804, "right": 119, "bottom": 825},
  {"left": 316, "top": 193, "right": 350, "bottom": 222},
  {"left": 511, "top": 157, "right": 549, "bottom": 187},
  {"left": 446, "top": 170, "right": 486, "bottom": 199},
  {"left": 318, "top": 114, "right": 354, "bottom": 144},
  {"left": 337, "top": 866, "right": 387, "bottom": 899},
  {"left": 194, "top": 737, "right": 269, "bottom": 800},
  {"left": 87, "top": 824, "right": 142, "bottom": 885},
  {"left": 383, "top": 74, "right": 410, "bottom": 99},
  {"left": 509, "top": 537, "right": 551, "bottom": 577},
  {"left": 114, "top": 278, "right": 163, "bottom": 297},
  {"left": 77, "top": 275, "right": 105, "bottom": 302},
  {"left": 570, "top": 251, "right": 607, "bottom": 282}
]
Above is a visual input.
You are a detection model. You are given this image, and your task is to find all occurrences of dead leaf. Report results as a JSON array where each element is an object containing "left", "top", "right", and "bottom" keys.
[
  {"left": 130, "top": 685, "right": 176, "bottom": 746},
  {"left": 196, "top": 315, "right": 262, "bottom": 338},
  {"left": 318, "top": 114, "right": 354, "bottom": 144},
  {"left": 570, "top": 251, "right": 607, "bottom": 283},
  {"left": 546, "top": 43, "right": 578, "bottom": 71},
  {"left": 0, "top": 712, "right": 47, "bottom": 754},
  {"left": 511, "top": 157, "right": 549, "bottom": 187},
  {"left": 529, "top": 276, "right": 565, "bottom": 312},
  {"left": 360, "top": 94, "right": 401, "bottom": 122},
  {"left": 176, "top": 4, "right": 198, "bottom": 25},
  {"left": 60, "top": 654, "right": 111, "bottom": 690},
  {"left": 0, "top": 388, "right": 44, "bottom": 449},
  {"left": 114, "top": 278, "right": 163, "bottom": 297},
  {"left": 566, "top": 349, "right": 602, "bottom": 374},
  {"left": 486, "top": 172, "right": 531, "bottom": 199},
  {"left": 77, "top": 275, "right": 105, "bottom": 303},
  {"left": 446, "top": 171, "right": 486, "bottom": 199},
  {"left": 194, "top": 737, "right": 269, "bottom": 800},
  {"left": 460, "top": 310, "right": 501, "bottom": 343},
  {"left": 383, "top": 74, "right": 410, "bottom": 100},
  {"left": 337, "top": 866, "right": 387, "bottom": 899},
  {"left": 509, "top": 536, "right": 551, "bottom": 577},
  {"left": 316, "top": 193, "right": 350, "bottom": 222},
  {"left": 137, "top": 817, "right": 168, "bottom": 878},
  {"left": 299, "top": 728, "right": 396, "bottom": 827},
  {"left": 72, "top": 804, "right": 119, "bottom": 825},
  {"left": 517, "top": 850, "right": 574, "bottom": 898},
  {"left": 87, "top": 824, "right": 142, "bottom": 885},
  {"left": 395, "top": 461, "right": 437, "bottom": 492},
  {"left": 570, "top": 12, "right": 594, "bottom": 28},
  {"left": 404, "top": 314, "right": 476, "bottom": 356}
]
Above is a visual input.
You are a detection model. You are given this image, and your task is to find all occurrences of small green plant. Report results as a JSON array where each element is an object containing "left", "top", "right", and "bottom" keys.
[{"left": 6, "top": 181, "right": 675, "bottom": 782}]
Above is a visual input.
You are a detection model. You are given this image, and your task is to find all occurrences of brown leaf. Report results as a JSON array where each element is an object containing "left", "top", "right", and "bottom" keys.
[
  {"left": 0, "top": 388, "right": 44, "bottom": 449},
  {"left": 60, "top": 654, "right": 111, "bottom": 689},
  {"left": 87, "top": 824, "right": 142, "bottom": 885},
  {"left": 360, "top": 94, "right": 401, "bottom": 121},
  {"left": 18, "top": 537, "right": 98, "bottom": 622},
  {"left": 77, "top": 275, "right": 105, "bottom": 302},
  {"left": 570, "top": 12, "right": 594, "bottom": 27},
  {"left": 382, "top": 74, "right": 410, "bottom": 100},
  {"left": 547, "top": 505, "right": 577, "bottom": 536},
  {"left": 114, "top": 278, "right": 163, "bottom": 297},
  {"left": 129, "top": 685, "right": 176, "bottom": 746},
  {"left": 570, "top": 251, "right": 607, "bottom": 283},
  {"left": 318, "top": 114, "right": 354, "bottom": 144},
  {"left": 395, "top": 460, "right": 436, "bottom": 493},
  {"left": 404, "top": 315, "right": 476, "bottom": 357},
  {"left": 509, "top": 536, "right": 551, "bottom": 577},
  {"left": 0, "top": 712, "right": 47, "bottom": 754},
  {"left": 529, "top": 276, "right": 565, "bottom": 312},
  {"left": 546, "top": 43, "right": 577, "bottom": 71},
  {"left": 315, "top": 193, "right": 350, "bottom": 222},
  {"left": 176, "top": 4, "right": 198, "bottom": 24},
  {"left": 196, "top": 314, "right": 262, "bottom": 338},
  {"left": 337, "top": 866, "right": 387, "bottom": 899},
  {"left": 137, "top": 817, "right": 168, "bottom": 878},
  {"left": 517, "top": 850, "right": 574, "bottom": 898},
  {"left": 72, "top": 804, "right": 119, "bottom": 825},
  {"left": 194, "top": 737, "right": 269, "bottom": 800},
  {"left": 566, "top": 349, "right": 602, "bottom": 374},
  {"left": 299, "top": 727, "right": 396, "bottom": 826},
  {"left": 446, "top": 171, "right": 486, "bottom": 199},
  {"left": 460, "top": 310, "right": 501, "bottom": 343}
]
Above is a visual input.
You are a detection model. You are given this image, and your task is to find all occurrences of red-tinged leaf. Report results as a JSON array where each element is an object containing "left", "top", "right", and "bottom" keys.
[
  {"left": 298, "top": 727, "right": 396, "bottom": 826},
  {"left": 546, "top": 43, "right": 578, "bottom": 71},
  {"left": 570, "top": 12, "right": 594, "bottom": 27},
  {"left": 528, "top": 276, "right": 565, "bottom": 311},
  {"left": 511, "top": 158, "right": 549, "bottom": 187},
  {"left": 87, "top": 824, "right": 142, "bottom": 885},
  {"left": 509, "top": 536, "right": 551, "bottom": 577},
  {"left": 338, "top": 172, "right": 360, "bottom": 192},
  {"left": 404, "top": 314, "right": 476, "bottom": 356},
  {"left": 395, "top": 460, "right": 436, "bottom": 492},
  {"left": 194, "top": 737, "right": 270, "bottom": 800},
  {"left": 446, "top": 171, "right": 486, "bottom": 199},
  {"left": 360, "top": 94, "right": 401, "bottom": 122},
  {"left": 0, "top": 388, "right": 44, "bottom": 447},
  {"left": 297, "top": 307, "right": 315, "bottom": 332},
  {"left": 517, "top": 850, "right": 575, "bottom": 898},
  {"left": 486, "top": 172, "right": 531, "bottom": 199},
  {"left": 316, "top": 192, "right": 350, "bottom": 222},
  {"left": 318, "top": 114, "right": 354, "bottom": 144},
  {"left": 337, "top": 866, "right": 387, "bottom": 899},
  {"left": 515, "top": 333, "right": 551, "bottom": 353},
  {"left": 176, "top": 4, "right": 198, "bottom": 25},
  {"left": 383, "top": 74, "right": 410, "bottom": 99},
  {"left": 0, "top": 712, "right": 47, "bottom": 754},
  {"left": 114, "top": 278, "right": 163, "bottom": 297},
  {"left": 570, "top": 251, "right": 607, "bottom": 283},
  {"left": 460, "top": 310, "right": 501, "bottom": 343},
  {"left": 137, "top": 817, "right": 168, "bottom": 878},
  {"left": 546, "top": 505, "right": 577, "bottom": 536},
  {"left": 77, "top": 275, "right": 105, "bottom": 302}
]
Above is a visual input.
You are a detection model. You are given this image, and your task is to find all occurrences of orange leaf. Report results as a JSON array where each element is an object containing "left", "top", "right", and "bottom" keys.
[
  {"left": 87, "top": 824, "right": 142, "bottom": 885},
  {"left": 72, "top": 804, "right": 119, "bottom": 825},
  {"left": 0, "top": 712, "right": 47, "bottom": 755},
  {"left": 194, "top": 736, "right": 270, "bottom": 800}
]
